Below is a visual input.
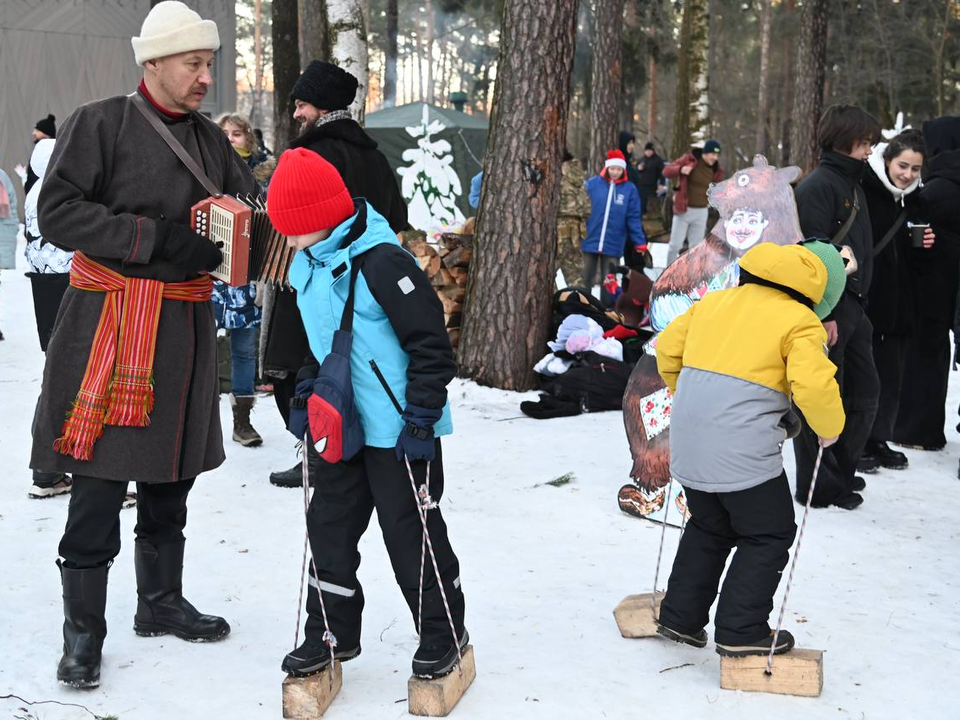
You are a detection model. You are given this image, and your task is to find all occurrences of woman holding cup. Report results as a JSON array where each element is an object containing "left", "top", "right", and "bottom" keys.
[{"left": 860, "top": 130, "right": 934, "bottom": 471}]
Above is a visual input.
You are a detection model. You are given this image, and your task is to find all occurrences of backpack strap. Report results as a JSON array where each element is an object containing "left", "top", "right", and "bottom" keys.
[{"left": 338, "top": 252, "right": 368, "bottom": 334}]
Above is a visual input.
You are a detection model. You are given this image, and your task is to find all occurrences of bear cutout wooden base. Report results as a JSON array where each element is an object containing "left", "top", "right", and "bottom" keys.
[
  {"left": 613, "top": 592, "right": 664, "bottom": 638},
  {"left": 408, "top": 645, "right": 476, "bottom": 716},
  {"left": 282, "top": 661, "right": 342, "bottom": 719},
  {"left": 720, "top": 648, "right": 823, "bottom": 697}
]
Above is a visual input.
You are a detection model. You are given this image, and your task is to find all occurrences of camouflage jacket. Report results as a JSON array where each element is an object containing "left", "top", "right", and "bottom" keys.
[{"left": 559, "top": 159, "right": 590, "bottom": 219}]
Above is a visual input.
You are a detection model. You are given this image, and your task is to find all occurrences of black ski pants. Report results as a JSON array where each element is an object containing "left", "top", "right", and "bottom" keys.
[
  {"left": 870, "top": 331, "right": 909, "bottom": 444},
  {"left": 658, "top": 473, "right": 797, "bottom": 646},
  {"left": 59, "top": 475, "right": 193, "bottom": 568},
  {"left": 793, "top": 296, "right": 879, "bottom": 505},
  {"left": 894, "top": 320, "right": 951, "bottom": 449},
  {"left": 304, "top": 441, "right": 465, "bottom": 651}
]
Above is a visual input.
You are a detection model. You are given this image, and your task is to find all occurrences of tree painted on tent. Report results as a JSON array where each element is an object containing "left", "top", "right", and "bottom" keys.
[{"left": 397, "top": 105, "right": 466, "bottom": 236}]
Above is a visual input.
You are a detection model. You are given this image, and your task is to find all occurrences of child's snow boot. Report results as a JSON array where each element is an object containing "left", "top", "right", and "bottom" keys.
[
  {"left": 230, "top": 394, "right": 263, "bottom": 447},
  {"left": 281, "top": 638, "right": 361, "bottom": 676},
  {"left": 412, "top": 629, "right": 470, "bottom": 679},
  {"left": 716, "top": 629, "right": 795, "bottom": 657},
  {"left": 656, "top": 622, "right": 707, "bottom": 649}
]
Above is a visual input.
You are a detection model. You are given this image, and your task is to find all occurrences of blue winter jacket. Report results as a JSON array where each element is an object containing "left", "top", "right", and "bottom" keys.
[
  {"left": 289, "top": 201, "right": 455, "bottom": 448},
  {"left": 583, "top": 174, "right": 645, "bottom": 257},
  {"left": 468, "top": 171, "right": 483, "bottom": 209}
]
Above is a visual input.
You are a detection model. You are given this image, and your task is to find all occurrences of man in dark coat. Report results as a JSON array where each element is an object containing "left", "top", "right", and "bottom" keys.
[
  {"left": 895, "top": 117, "right": 960, "bottom": 452},
  {"left": 791, "top": 104, "right": 882, "bottom": 510},
  {"left": 636, "top": 141, "right": 666, "bottom": 215},
  {"left": 32, "top": 0, "right": 260, "bottom": 689},
  {"left": 264, "top": 60, "right": 408, "bottom": 487}
]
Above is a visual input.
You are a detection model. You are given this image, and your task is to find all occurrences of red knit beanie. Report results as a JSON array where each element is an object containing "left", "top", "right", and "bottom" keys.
[{"left": 267, "top": 148, "right": 355, "bottom": 236}]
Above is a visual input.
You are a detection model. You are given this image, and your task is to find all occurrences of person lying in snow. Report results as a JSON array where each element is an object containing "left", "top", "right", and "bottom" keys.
[
  {"left": 653, "top": 241, "right": 846, "bottom": 657},
  {"left": 266, "top": 147, "right": 469, "bottom": 680}
]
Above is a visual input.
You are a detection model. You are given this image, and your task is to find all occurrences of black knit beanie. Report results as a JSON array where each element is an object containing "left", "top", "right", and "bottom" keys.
[
  {"left": 35, "top": 114, "right": 56, "bottom": 138},
  {"left": 290, "top": 61, "right": 358, "bottom": 111}
]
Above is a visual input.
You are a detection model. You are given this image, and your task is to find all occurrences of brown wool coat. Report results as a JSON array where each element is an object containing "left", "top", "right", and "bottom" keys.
[{"left": 30, "top": 91, "right": 259, "bottom": 483}]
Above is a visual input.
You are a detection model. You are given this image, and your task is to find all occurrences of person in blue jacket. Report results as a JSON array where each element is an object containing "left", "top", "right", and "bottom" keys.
[
  {"left": 468, "top": 170, "right": 483, "bottom": 210},
  {"left": 582, "top": 149, "right": 646, "bottom": 290},
  {"left": 266, "top": 148, "right": 468, "bottom": 681}
]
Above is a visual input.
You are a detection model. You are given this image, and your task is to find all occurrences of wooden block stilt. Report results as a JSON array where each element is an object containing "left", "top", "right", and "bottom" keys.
[
  {"left": 282, "top": 660, "right": 343, "bottom": 719},
  {"left": 408, "top": 645, "right": 476, "bottom": 716},
  {"left": 613, "top": 592, "right": 664, "bottom": 638},
  {"left": 719, "top": 649, "right": 823, "bottom": 697}
]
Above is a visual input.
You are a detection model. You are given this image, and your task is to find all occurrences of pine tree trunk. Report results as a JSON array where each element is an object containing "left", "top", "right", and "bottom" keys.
[
  {"left": 273, "top": 0, "right": 300, "bottom": 152},
  {"left": 383, "top": 0, "right": 398, "bottom": 107},
  {"left": 790, "top": 0, "right": 828, "bottom": 173},
  {"left": 458, "top": 0, "right": 579, "bottom": 391},
  {"left": 780, "top": 0, "right": 796, "bottom": 165},
  {"left": 755, "top": 0, "right": 773, "bottom": 157},
  {"left": 326, "top": 0, "right": 369, "bottom": 122},
  {"left": 589, "top": 0, "right": 624, "bottom": 173},
  {"left": 300, "top": 0, "right": 330, "bottom": 68}
]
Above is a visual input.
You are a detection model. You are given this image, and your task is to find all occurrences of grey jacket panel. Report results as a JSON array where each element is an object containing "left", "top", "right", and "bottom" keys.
[{"left": 669, "top": 368, "right": 790, "bottom": 493}]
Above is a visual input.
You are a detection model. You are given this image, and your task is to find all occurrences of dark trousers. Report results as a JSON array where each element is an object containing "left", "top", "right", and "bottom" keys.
[
  {"left": 658, "top": 474, "right": 797, "bottom": 645},
  {"left": 272, "top": 373, "right": 298, "bottom": 427},
  {"left": 59, "top": 476, "right": 193, "bottom": 568},
  {"left": 870, "top": 331, "right": 908, "bottom": 443},
  {"left": 894, "top": 321, "right": 950, "bottom": 449},
  {"left": 793, "top": 297, "right": 880, "bottom": 505},
  {"left": 28, "top": 272, "right": 70, "bottom": 352},
  {"left": 304, "top": 441, "right": 464, "bottom": 650},
  {"left": 582, "top": 252, "right": 614, "bottom": 290}
]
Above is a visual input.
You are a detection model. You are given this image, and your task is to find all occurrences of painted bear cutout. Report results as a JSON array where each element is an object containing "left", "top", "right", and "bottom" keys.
[{"left": 619, "top": 155, "right": 802, "bottom": 520}]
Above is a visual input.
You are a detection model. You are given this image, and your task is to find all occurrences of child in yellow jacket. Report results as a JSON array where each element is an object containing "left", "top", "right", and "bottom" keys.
[{"left": 654, "top": 241, "right": 846, "bottom": 657}]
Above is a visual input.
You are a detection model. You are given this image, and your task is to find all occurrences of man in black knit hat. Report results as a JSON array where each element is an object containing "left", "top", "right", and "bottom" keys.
[{"left": 263, "top": 59, "right": 408, "bottom": 488}]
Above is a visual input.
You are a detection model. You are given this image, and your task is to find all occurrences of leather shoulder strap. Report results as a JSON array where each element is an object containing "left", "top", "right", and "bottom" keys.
[
  {"left": 130, "top": 92, "right": 222, "bottom": 198},
  {"left": 832, "top": 185, "right": 860, "bottom": 246}
]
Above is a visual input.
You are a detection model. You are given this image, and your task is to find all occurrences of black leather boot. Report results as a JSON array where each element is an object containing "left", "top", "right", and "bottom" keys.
[
  {"left": 133, "top": 540, "right": 230, "bottom": 642},
  {"left": 57, "top": 561, "right": 109, "bottom": 689}
]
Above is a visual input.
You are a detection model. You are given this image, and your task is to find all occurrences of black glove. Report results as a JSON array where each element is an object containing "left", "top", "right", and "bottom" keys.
[
  {"left": 286, "top": 362, "right": 321, "bottom": 440},
  {"left": 154, "top": 220, "right": 223, "bottom": 272},
  {"left": 395, "top": 404, "right": 443, "bottom": 462}
]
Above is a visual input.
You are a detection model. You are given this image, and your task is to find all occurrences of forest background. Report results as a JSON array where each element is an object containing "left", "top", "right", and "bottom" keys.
[{"left": 233, "top": 0, "right": 960, "bottom": 172}]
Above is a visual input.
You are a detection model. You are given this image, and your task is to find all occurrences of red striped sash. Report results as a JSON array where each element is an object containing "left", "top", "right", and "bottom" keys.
[{"left": 54, "top": 252, "right": 213, "bottom": 461}]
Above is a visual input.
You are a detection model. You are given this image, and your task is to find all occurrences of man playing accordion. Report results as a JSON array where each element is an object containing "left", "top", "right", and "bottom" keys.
[{"left": 32, "top": 1, "right": 259, "bottom": 689}]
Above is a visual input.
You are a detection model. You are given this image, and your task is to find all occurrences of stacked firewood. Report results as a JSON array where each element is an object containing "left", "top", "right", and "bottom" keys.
[{"left": 400, "top": 232, "right": 473, "bottom": 350}]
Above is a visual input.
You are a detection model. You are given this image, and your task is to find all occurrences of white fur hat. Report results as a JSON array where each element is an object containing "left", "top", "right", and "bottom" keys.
[{"left": 131, "top": 1, "right": 220, "bottom": 66}]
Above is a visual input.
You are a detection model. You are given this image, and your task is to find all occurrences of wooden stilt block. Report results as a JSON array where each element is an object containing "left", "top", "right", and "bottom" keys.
[
  {"left": 612, "top": 592, "right": 664, "bottom": 638},
  {"left": 408, "top": 645, "right": 476, "bottom": 716},
  {"left": 282, "top": 661, "right": 343, "bottom": 719},
  {"left": 719, "top": 649, "right": 823, "bottom": 697}
]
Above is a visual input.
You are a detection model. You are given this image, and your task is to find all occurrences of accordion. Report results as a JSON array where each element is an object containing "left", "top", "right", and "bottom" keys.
[{"left": 190, "top": 195, "right": 293, "bottom": 286}]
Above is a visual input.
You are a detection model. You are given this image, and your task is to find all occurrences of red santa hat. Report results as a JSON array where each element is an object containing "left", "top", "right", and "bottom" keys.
[{"left": 604, "top": 150, "right": 627, "bottom": 170}]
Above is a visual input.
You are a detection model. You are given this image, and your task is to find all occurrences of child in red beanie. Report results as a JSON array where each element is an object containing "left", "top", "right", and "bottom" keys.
[{"left": 267, "top": 147, "right": 469, "bottom": 680}]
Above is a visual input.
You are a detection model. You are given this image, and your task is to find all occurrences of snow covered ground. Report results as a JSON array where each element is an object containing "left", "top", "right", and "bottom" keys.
[{"left": 1, "top": 238, "right": 958, "bottom": 720}]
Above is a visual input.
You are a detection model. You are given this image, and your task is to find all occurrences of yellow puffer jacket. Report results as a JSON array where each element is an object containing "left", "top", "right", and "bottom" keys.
[{"left": 657, "top": 243, "right": 845, "bottom": 492}]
